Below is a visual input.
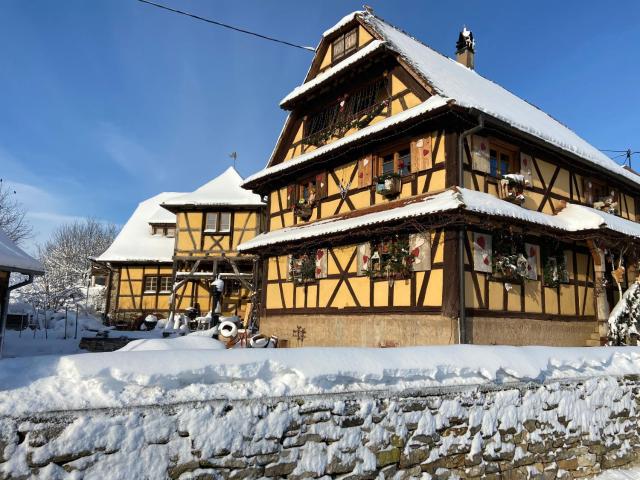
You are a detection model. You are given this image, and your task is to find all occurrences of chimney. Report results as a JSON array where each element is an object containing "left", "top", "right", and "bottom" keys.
[{"left": 456, "top": 27, "right": 475, "bottom": 69}]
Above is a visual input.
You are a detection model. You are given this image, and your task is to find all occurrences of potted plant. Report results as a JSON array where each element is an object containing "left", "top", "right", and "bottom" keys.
[
  {"left": 365, "top": 237, "right": 413, "bottom": 280},
  {"left": 376, "top": 172, "right": 402, "bottom": 198},
  {"left": 293, "top": 198, "right": 315, "bottom": 221},
  {"left": 291, "top": 254, "right": 317, "bottom": 285},
  {"left": 499, "top": 174, "right": 528, "bottom": 206}
]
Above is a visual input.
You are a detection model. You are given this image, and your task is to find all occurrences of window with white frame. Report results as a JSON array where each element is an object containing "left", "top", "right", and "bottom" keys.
[
  {"left": 144, "top": 276, "right": 158, "bottom": 293},
  {"left": 204, "top": 212, "right": 231, "bottom": 233},
  {"left": 159, "top": 276, "right": 172, "bottom": 293}
]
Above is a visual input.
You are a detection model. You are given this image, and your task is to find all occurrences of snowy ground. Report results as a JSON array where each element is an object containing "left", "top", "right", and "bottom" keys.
[{"left": 1, "top": 344, "right": 640, "bottom": 416}]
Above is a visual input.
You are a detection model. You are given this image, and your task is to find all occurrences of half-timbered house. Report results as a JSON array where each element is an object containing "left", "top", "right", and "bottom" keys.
[
  {"left": 95, "top": 192, "right": 181, "bottom": 322},
  {"left": 239, "top": 11, "right": 640, "bottom": 347},
  {"left": 161, "top": 167, "right": 265, "bottom": 319},
  {"left": 97, "top": 167, "right": 265, "bottom": 324}
]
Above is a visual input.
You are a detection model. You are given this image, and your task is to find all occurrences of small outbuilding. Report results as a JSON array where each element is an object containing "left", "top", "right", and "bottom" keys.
[{"left": 0, "top": 228, "right": 44, "bottom": 356}]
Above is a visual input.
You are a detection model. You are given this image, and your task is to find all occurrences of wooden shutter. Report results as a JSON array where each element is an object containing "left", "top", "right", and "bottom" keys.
[
  {"left": 409, "top": 233, "right": 431, "bottom": 271},
  {"left": 471, "top": 135, "right": 490, "bottom": 173},
  {"left": 286, "top": 185, "right": 296, "bottom": 209},
  {"left": 520, "top": 153, "right": 533, "bottom": 186},
  {"left": 472, "top": 232, "right": 492, "bottom": 273},
  {"left": 410, "top": 136, "right": 433, "bottom": 173},
  {"left": 286, "top": 254, "right": 293, "bottom": 281},
  {"left": 357, "top": 243, "right": 371, "bottom": 276},
  {"left": 357, "top": 155, "right": 373, "bottom": 188},
  {"left": 525, "top": 243, "right": 539, "bottom": 280},
  {"left": 315, "top": 172, "right": 327, "bottom": 199},
  {"left": 315, "top": 248, "right": 328, "bottom": 279}
]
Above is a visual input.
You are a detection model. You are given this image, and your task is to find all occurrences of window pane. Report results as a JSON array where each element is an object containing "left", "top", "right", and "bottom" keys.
[
  {"left": 160, "top": 277, "right": 172, "bottom": 292},
  {"left": 219, "top": 212, "right": 231, "bottom": 232},
  {"left": 489, "top": 149, "right": 498, "bottom": 177},
  {"left": 332, "top": 36, "right": 344, "bottom": 59},
  {"left": 345, "top": 29, "right": 357, "bottom": 53},
  {"left": 152, "top": 226, "right": 159, "bottom": 235},
  {"left": 205, "top": 213, "right": 217, "bottom": 231},
  {"left": 398, "top": 149, "right": 411, "bottom": 176},
  {"left": 382, "top": 155, "right": 394, "bottom": 175},
  {"left": 144, "top": 276, "right": 157, "bottom": 292},
  {"left": 166, "top": 227, "right": 175, "bottom": 238},
  {"left": 500, "top": 153, "right": 510, "bottom": 175}
]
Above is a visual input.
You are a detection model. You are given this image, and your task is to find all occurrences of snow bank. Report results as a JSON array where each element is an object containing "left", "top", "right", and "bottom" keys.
[
  {"left": 1, "top": 345, "right": 640, "bottom": 415},
  {"left": 117, "top": 336, "right": 226, "bottom": 352}
]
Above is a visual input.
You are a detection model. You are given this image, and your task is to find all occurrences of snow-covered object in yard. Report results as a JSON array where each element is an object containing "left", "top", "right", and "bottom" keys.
[
  {"left": 0, "top": 227, "right": 43, "bottom": 274},
  {"left": 243, "top": 95, "right": 449, "bottom": 186},
  {"left": 280, "top": 40, "right": 385, "bottom": 106},
  {"left": 118, "top": 335, "right": 226, "bottom": 352},
  {"left": 608, "top": 281, "right": 640, "bottom": 346},
  {"left": 238, "top": 187, "right": 640, "bottom": 251},
  {"left": 144, "top": 314, "right": 158, "bottom": 323},
  {"left": 161, "top": 166, "right": 263, "bottom": 209},
  {"left": 95, "top": 192, "right": 182, "bottom": 263},
  {"left": 2, "top": 345, "right": 640, "bottom": 415}
]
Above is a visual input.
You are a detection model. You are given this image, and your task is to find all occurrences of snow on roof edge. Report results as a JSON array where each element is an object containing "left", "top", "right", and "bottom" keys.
[
  {"left": 238, "top": 188, "right": 640, "bottom": 251},
  {"left": 243, "top": 95, "right": 450, "bottom": 187},
  {"left": 0, "top": 228, "right": 44, "bottom": 275},
  {"left": 322, "top": 11, "right": 364, "bottom": 37}
]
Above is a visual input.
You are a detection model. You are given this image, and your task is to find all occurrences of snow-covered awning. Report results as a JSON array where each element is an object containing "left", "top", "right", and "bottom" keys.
[
  {"left": 95, "top": 192, "right": 182, "bottom": 264},
  {"left": 280, "top": 40, "right": 386, "bottom": 107},
  {"left": 237, "top": 188, "right": 640, "bottom": 252},
  {"left": 162, "top": 167, "right": 264, "bottom": 210},
  {"left": 0, "top": 228, "right": 43, "bottom": 275}
]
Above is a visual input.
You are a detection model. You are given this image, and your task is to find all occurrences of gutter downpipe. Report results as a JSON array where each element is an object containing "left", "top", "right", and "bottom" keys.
[
  {"left": 457, "top": 114, "right": 484, "bottom": 344},
  {"left": 1, "top": 274, "right": 35, "bottom": 358}
]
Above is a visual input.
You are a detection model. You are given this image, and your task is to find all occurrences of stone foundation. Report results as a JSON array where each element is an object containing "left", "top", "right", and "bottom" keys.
[
  {"left": 1, "top": 376, "right": 639, "bottom": 479},
  {"left": 467, "top": 316, "right": 597, "bottom": 347},
  {"left": 261, "top": 313, "right": 457, "bottom": 347}
]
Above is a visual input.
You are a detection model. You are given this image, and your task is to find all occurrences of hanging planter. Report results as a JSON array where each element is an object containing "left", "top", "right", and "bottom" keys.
[
  {"left": 499, "top": 174, "right": 528, "bottom": 206},
  {"left": 376, "top": 173, "right": 402, "bottom": 198},
  {"left": 542, "top": 256, "right": 569, "bottom": 288},
  {"left": 293, "top": 200, "right": 314, "bottom": 221},
  {"left": 493, "top": 252, "right": 530, "bottom": 282},
  {"left": 290, "top": 254, "right": 317, "bottom": 285},
  {"left": 593, "top": 194, "right": 619, "bottom": 215}
]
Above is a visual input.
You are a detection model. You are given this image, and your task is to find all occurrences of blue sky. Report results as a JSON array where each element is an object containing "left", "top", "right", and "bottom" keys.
[{"left": 2, "top": 0, "right": 639, "bottom": 252}]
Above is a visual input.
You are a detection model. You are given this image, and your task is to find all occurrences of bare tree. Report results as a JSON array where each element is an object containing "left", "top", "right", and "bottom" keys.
[
  {"left": 0, "top": 179, "right": 32, "bottom": 245},
  {"left": 24, "top": 218, "right": 118, "bottom": 310}
]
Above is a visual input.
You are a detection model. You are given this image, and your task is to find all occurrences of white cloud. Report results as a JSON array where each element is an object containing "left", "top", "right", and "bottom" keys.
[{"left": 97, "top": 122, "right": 165, "bottom": 181}]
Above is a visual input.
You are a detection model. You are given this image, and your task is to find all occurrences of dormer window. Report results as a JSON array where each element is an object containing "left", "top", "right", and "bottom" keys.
[
  {"left": 331, "top": 28, "right": 357, "bottom": 62},
  {"left": 151, "top": 225, "right": 175, "bottom": 237}
]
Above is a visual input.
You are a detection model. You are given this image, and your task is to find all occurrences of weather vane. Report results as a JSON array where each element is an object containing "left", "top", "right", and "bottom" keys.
[{"left": 229, "top": 151, "right": 238, "bottom": 168}]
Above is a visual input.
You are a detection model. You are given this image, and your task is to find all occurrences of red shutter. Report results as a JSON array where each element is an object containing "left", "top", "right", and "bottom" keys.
[
  {"left": 286, "top": 185, "right": 295, "bottom": 209},
  {"left": 316, "top": 172, "right": 327, "bottom": 199}
]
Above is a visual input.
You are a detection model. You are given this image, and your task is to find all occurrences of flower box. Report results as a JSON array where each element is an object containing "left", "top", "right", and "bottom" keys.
[
  {"left": 293, "top": 202, "right": 314, "bottom": 221},
  {"left": 499, "top": 174, "right": 528, "bottom": 206},
  {"left": 376, "top": 174, "right": 402, "bottom": 198}
]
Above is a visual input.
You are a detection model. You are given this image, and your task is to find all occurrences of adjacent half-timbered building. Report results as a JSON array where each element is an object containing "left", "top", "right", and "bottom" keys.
[
  {"left": 239, "top": 11, "right": 640, "bottom": 347},
  {"left": 95, "top": 192, "right": 182, "bottom": 322},
  {"left": 97, "top": 167, "right": 265, "bottom": 324},
  {"left": 161, "top": 167, "right": 265, "bottom": 319}
]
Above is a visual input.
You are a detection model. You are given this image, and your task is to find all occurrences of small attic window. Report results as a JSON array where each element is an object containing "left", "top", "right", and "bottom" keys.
[{"left": 332, "top": 28, "right": 357, "bottom": 62}]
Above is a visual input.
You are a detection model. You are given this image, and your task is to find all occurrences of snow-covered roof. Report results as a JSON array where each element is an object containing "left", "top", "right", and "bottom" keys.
[
  {"left": 322, "top": 10, "right": 363, "bottom": 37},
  {"left": 250, "top": 11, "right": 639, "bottom": 190},
  {"left": 243, "top": 95, "right": 449, "bottom": 186},
  {"left": 95, "top": 192, "right": 182, "bottom": 264},
  {"left": 280, "top": 40, "right": 385, "bottom": 107},
  {"left": 238, "top": 188, "right": 640, "bottom": 251},
  {"left": 0, "top": 228, "right": 43, "bottom": 275},
  {"left": 162, "top": 167, "right": 263, "bottom": 209}
]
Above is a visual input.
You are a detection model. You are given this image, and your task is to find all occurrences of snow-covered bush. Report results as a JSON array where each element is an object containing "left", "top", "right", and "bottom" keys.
[{"left": 608, "top": 281, "right": 640, "bottom": 346}]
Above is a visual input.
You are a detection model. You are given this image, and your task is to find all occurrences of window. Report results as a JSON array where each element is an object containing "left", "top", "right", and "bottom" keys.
[
  {"left": 299, "top": 178, "right": 317, "bottom": 204},
  {"left": 331, "top": 28, "right": 357, "bottom": 62},
  {"left": 367, "top": 236, "right": 413, "bottom": 279},
  {"left": 205, "top": 213, "right": 218, "bottom": 232},
  {"left": 489, "top": 146, "right": 516, "bottom": 177},
  {"left": 379, "top": 147, "right": 412, "bottom": 177},
  {"left": 204, "top": 212, "right": 231, "bottom": 233},
  {"left": 159, "top": 276, "right": 172, "bottom": 293},
  {"left": 151, "top": 225, "right": 175, "bottom": 237},
  {"left": 224, "top": 279, "right": 242, "bottom": 296},
  {"left": 144, "top": 276, "right": 158, "bottom": 293}
]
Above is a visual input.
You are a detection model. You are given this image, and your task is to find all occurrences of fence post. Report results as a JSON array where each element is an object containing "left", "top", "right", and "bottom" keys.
[
  {"left": 64, "top": 307, "right": 68, "bottom": 340},
  {"left": 75, "top": 305, "right": 79, "bottom": 339}
]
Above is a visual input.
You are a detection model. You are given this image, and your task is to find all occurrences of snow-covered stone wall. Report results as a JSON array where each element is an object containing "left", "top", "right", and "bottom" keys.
[{"left": 1, "top": 375, "right": 639, "bottom": 479}]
